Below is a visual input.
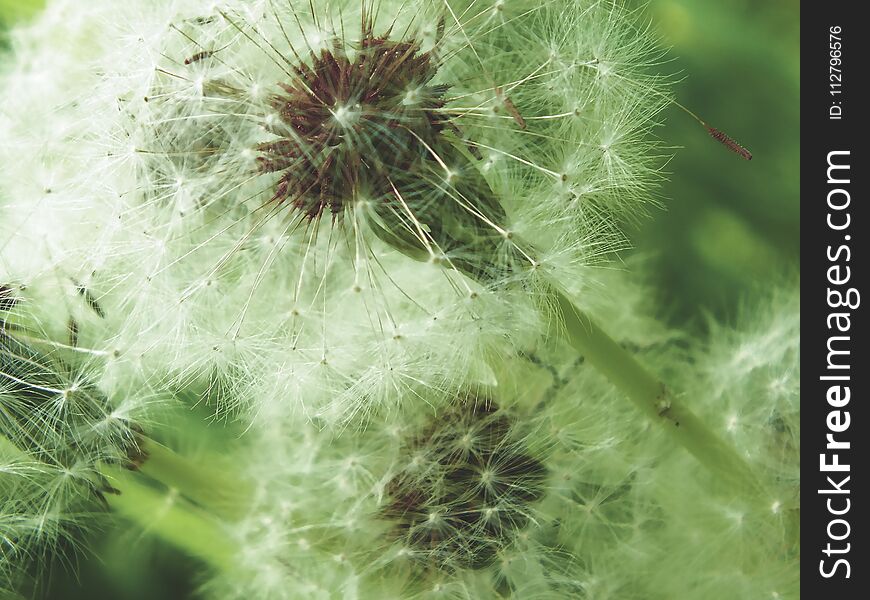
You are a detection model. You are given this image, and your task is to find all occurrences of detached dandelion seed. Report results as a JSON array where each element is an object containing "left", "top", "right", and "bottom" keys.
[{"left": 707, "top": 126, "right": 753, "bottom": 161}]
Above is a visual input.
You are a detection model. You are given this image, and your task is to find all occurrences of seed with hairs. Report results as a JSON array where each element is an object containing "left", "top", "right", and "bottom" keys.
[
  {"left": 184, "top": 50, "right": 214, "bottom": 65},
  {"left": 496, "top": 87, "right": 527, "bottom": 130},
  {"left": 73, "top": 280, "right": 106, "bottom": 318}
]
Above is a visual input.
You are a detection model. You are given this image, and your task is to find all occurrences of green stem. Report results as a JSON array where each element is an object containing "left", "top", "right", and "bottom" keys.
[
  {"left": 99, "top": 464, "right": 236, "bottom": 571},
  {"left": 136, "top": 437, "right": 251, "bottom": 520},
  {"left": 550, "top": 285, "right": 762, "bottom": 494},
  {"left": 4, "top": 431, "right": 239, "bottom": 571}
]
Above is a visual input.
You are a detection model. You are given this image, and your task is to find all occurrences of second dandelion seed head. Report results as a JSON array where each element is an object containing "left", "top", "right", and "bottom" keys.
[{"left": 383, "top": 397, "right": 547, "bottom": 571}]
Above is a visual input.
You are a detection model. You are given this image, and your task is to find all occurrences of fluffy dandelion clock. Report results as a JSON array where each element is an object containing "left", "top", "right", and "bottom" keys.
[
  {"left": 633, "top": 285, "right": 800, "bottom": 600},
  {"left": 190, "top": 365, "right": 669, "bottom": 599},
  {"left": 1, "top": 303, "right": 145, "bottom": 595},
  {"left": 1, "top": 0, "right": 669, "bottom": 426},
  {"left": 85, "top": 270, "right": 674, "bottom": 600},
  {"left": 124, "top": 273, "right": 795, "bottom": 600},
  {"left": 697, "top": 285, "right": 800, "bottom": 493},
  {"left": 0, "top": 2, "right": 792, "bottom": 598}
]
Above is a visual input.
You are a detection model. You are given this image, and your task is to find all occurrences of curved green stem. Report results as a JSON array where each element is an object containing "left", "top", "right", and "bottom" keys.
[
  {"left": 99, "top": 464, "right": 236, "bottom": 571},
  {"left": 136, "top": 437, "right": 251, "bottom": 520},
  {"left": 550, "top": 285, "right": 762, "bottom": 494}
]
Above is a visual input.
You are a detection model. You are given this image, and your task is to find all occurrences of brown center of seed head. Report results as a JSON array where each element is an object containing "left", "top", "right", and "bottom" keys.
[
  {"left": 383, "top": 399, "right": 547, "bottom": 571},
  {"left": 257, "top": 31, "right": 450, "bottom": 220}
]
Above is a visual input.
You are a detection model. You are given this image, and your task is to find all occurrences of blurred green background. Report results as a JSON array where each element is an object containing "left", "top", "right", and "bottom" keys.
[
  {"left": 638, "top": 0, "right": 799, "bottom": 327},
  {"left": 0, "top": 0, "right": 42, "bottom": 27},
  {"left": 1, "top": 1, "right": 799, "bottom": 598}
]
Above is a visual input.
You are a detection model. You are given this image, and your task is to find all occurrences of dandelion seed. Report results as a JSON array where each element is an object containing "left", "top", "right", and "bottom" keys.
[
  {"left": 707, "top": 126, "right": 753, "bottom": 161},
  {"left": 0, "top": 284, "right": 17, "bottom": 312},
  {"left": 73, "top": 281, "right": 106, "bottom": 319}
]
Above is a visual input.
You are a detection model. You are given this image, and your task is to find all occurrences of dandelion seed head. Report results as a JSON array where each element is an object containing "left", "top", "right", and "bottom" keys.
[
  {"left": 1, "top": 325, "right": 144, "bottom": 593},
  {"left": 1, "top": 0, "right": 671, "bottom": 427}
]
